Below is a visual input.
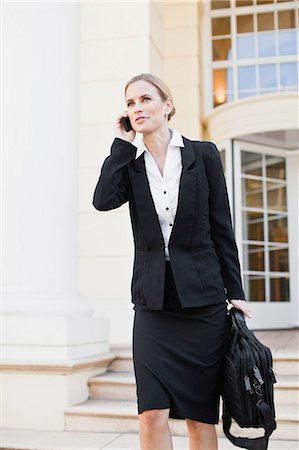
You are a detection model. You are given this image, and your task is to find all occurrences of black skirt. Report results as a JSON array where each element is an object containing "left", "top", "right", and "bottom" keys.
[{"left": 132, "top": 260, "right": 230, "bottom": 424}]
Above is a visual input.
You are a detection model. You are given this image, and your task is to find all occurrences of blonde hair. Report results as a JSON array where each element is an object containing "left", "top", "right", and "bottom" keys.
[{"left": 124, "top": 73, "right": 176, "bottom": 121}]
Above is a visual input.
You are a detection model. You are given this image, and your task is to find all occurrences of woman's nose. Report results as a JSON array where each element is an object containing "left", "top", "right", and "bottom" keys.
[{"left": 133, "top": 103, "right": 143, "bottom": 113}]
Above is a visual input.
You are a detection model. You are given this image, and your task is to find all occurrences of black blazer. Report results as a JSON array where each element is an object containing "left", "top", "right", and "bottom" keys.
[{"left": 92, "top": 136, "right": 246, "bottom": 310}]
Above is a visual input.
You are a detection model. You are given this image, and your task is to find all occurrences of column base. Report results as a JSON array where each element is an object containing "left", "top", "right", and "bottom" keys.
[{"left": 1, "top": 315, "right": 114, "bottom": 430}]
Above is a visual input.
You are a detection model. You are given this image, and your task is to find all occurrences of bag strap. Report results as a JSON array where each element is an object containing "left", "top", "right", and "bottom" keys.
[{"left": 222, "top": 400, "right": 276, "bottom": 450}]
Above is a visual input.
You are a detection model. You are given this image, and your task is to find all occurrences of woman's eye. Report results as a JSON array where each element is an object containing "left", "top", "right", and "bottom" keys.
[{"left": 143, "top": 97, "right": 150, "bottom": 101}]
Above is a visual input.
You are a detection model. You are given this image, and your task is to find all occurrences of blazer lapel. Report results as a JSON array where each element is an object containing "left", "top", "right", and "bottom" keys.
[
  {"left": 168, "top": 137, "right": 197, "bottom": 249},
  {"left": 129, "top": 136, "right": 197, "bottom": 250}
]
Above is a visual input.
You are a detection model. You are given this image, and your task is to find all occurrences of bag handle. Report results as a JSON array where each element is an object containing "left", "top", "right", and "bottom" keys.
[{"left": 222, "top": 400, "right": 276, "bottom": 450}]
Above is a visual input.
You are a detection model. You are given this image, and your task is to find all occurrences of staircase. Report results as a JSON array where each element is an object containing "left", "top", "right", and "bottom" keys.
[{"left": 64, "top": 341, "right": 299, "bottom": 442}]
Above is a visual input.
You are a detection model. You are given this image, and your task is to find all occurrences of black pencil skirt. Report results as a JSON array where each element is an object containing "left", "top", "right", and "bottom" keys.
[{"left": 132, "top": 260, "right": 230, "bottom": 424}]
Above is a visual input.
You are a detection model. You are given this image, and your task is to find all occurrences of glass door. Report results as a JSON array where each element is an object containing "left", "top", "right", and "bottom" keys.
[{"left": 233, "top": 140, "right": 296, "bottom": 329}]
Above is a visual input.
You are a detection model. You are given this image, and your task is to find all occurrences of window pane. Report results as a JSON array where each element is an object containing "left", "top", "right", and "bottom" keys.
[
  {"left": 257, "top": 12, "right": 274, "bottom": 31},
  {"left": 245, "top": 275, "right": 265, "bottom": 302},
  {"left": 266, "top": 155, "right": 286, "bottom": 179},
  {"left": 259, "top": 64, "right": 277, "bottom": 93},
  {"left": 267, "top": 182, "right": 287, "bottom": 211},
  {"left": 280, "top": 62, "right": 298, "bottom": 87},
  {"left": 268, "top": 214, "right": 288, "bottom": 243},
  {"left": 243, "top": 211, "right": 264, "bottom": 241},
  {"left": 270, "top": 277, "right": 289, "bottom": 302},
  {"left": 243, "top": 244, "right": 265, "bottom": 271},
  {"left": 243, "top": 178, "right": 263, "bottom": 208},
  {"left": 213, "top": 38, "right": 232, "bottom": 61},
  {"left": 220, "top": 150, "right": 226, "bottom": 172},
  {"left": 212, "top": 17, "right": 231, "bottom": 36},
  {"left": 278, "top": 30, "right": 297, "bottom": 55},
  {"left": 241, "top": 151, "right": 262, "bottom": 176},
  {"left": 238, "top": 91, "right": 256, "bottom": 99},
  {"left": 236, "top": 0, "right": 253, "bottom": 6},
  {"left": 211, "top": 0, "right": 230, "bottom": 9},
  {"left": 213, "top": 68, "right": 233, "bottom": 106},
  {"left": 269, "top": 246, "right": 289, "bottom": 272},
  {"left": 237, "top": 15, "right": 254, "bottom": 33},
  {"left": 257, "top": 0, "right": 273, "bottom": 4},
  {"left": 237, "top": 35, "right": 255, "bottom": 58},
  {"left": 238, "top": 66, "right": 256, "bottom": 89},
  {"left": 278, "top": 10, "right": 295, "bottom": 29},
  {"left": 258, "top": 32, "right": 276, "bottom": 57}
]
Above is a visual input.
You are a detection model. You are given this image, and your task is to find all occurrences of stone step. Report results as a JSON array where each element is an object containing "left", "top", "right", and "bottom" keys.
[
  {"left": 64, "top": 398, "right": 298, "bottom": 440},
  {"left": 109, "top": 348, "right": 299, "bottom": 377},
  {"left": 88, "top": 370, "right": 299, "bottom": 405},
  {"left": 273, "top": 352, "right": 299, "bottom": 377},
  {"left": 1, "top": 428, "right": 298, "bottom": 450}
]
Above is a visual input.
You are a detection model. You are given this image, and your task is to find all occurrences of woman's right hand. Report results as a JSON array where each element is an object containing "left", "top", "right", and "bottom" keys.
[{"left": 114, "top": 111, "right": 136, "bottom": 143}]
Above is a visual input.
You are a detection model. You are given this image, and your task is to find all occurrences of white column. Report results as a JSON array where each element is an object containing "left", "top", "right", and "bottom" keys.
[{"left": 1, "top": 2, "right": 112, "bottom": 430}]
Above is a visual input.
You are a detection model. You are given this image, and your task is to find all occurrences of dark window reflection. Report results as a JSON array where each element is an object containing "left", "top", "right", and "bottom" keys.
[
  {"left": 243, "top": 244, "right": 265, "bottom": 271},
  {"left": 245, "top": 275, "right": 265, "bottom": 302},
  {"left": 243, "top": 211, "right": 264, "bottom": 241},
  {"left": 268, "top": 214, "right": 288, "bottom": 242},
  {"left": 269, "top": 246, "right": 289, "bottom": 272},
  {"left": 270, "top": 277, "right": 289, "bottom": 302}
]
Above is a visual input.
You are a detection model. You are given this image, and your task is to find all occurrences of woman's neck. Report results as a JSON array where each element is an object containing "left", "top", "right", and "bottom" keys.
[{"left": 143, "top": 126, "right": 172, "bottom": 158}]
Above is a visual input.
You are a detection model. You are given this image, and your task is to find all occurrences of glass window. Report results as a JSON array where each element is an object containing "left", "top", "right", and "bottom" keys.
[
  {"left": 259, "top": 64, "right": 277, "bottom": 93},
  {"left": 270, "top": 277, "right": 289, "bottom": 302},
  {"left": 211, "top": 0, "right": 230, "bottom": 9},
  {"left": 213, "top": 38, "right": 232, "bottom": 61},
  {"left": 278, "top": 10, "right": 295, "bottom": 29},
  {"left": 213, "top": 68, "right": 233, "bottom": 107},
  {"left": 243, "top": 179, "right": 263, "bottom": 208},
  {"left": 269, "top": 245, "right": 289, "bottom": 272},
  {"left": 238, "top": 65, "right": 256, "bottom": 90},
  {"left": 210, "top": 1, "right": 298, "bottom": 108},
  {"left": 220, "top": 149, "right": 226, "bottom": 172},
  {"left": 278, "top": 30, "right": 297, "bottom": 55},
  {"left": 257, "top": 12, "right": 274, "bottom": 31},
  {"left": 266, "top": 155, "right": 286, "bottom": 179},
  {"left": 268, "top": 213, "right": 288, "bottom": 243},
  {"left": 258, "top": 32, "right": 276, "bottom": 57},
  {"left": 257, "top": 0, "right": 273, "bottom": 4},
  {"left": 245, "top": 275, "right": 265, "bottom": 302},
  {"left": 237, "top": 14, "right": 254, "bottom": 33},
  {"left": 240, "top": 150, "right": 289, "bottom": 303},
  {"left": 243, "top": 244, "right": 265, "bottom": 271},
  {"left": 212, "top": 17, "right": 231, "bottom": 36},
  {"left": 237, "top": 35, "right": 256, "bottom": 58},
  {"left": 243, "top": 211, "right": 264, "bottom": 241},
  {"left": 267, "top": 182, "right": 287, "bottom": 211},
  {"left": 280, "top": 62, "right": 298, "bottom": 88},
  {"left": 242, "top": 151, "right": 263, "bottom": 176},
  {"left": 236, "top": 0, "right": 253, "bottom": 5}
]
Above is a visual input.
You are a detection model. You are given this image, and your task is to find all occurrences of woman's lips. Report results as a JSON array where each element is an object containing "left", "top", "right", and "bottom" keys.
[{"left": 135, "top": 117, "right": 148, "bottom": 123}]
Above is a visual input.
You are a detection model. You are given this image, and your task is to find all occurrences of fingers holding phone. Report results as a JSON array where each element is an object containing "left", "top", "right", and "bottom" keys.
[{"left": 115, "top": 112, "right": 136, "bottom": 143}]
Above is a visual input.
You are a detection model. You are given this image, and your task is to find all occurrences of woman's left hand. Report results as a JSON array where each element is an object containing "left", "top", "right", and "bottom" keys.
[{"left": 229, "top": 299, "right": 252, "bottom": 319}]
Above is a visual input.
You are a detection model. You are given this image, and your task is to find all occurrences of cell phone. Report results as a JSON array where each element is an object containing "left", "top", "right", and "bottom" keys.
[{"left": 121, "top": 116, "right": 133, "bottom": 132}]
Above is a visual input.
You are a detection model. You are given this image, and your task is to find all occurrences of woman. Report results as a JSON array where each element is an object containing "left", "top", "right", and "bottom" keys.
[{"left": 92, "top": 73, "right": 251, "bottom": 450}]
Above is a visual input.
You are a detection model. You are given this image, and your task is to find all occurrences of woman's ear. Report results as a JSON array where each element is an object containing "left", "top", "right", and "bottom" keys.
[{"left": 164, "top": 98, "right": 173, "bottom": 117}]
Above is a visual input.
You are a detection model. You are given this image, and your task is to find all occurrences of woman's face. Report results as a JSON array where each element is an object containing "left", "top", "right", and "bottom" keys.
[{"left": 125, "top": 80, "right": 173, "bottom": 134}]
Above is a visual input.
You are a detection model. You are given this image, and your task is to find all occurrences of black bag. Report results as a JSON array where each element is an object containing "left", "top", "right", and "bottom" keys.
[{"left": 221, "top": 307, "right": 277, "bottom": 449}]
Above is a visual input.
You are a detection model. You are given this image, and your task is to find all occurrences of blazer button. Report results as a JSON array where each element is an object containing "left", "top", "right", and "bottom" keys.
[
  {"left": 166, "top": 207, "right": 169, "bottom": 210},
  {"left": 169, "top": 223, "right": 173, "bottom": 227}
]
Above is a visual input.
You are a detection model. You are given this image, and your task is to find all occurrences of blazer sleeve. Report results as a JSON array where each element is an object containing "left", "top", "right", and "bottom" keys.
[
  {"left": 92, "top": 138, "right": 137, "bottom": 211},
  {"left": 202, "top": 141, "right": 246, "bottom": 301}
]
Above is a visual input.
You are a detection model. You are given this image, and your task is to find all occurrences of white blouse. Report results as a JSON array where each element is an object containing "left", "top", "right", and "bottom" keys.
[{"left": 135, "top": 128, "right": 184, "bottom": 260}]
